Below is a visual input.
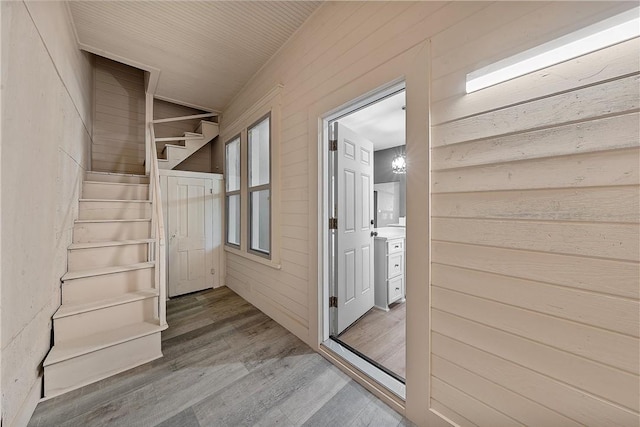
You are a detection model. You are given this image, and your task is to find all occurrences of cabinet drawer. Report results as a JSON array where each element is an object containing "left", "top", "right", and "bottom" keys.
[
  {"left": 388, "top": 275, "right": 404, "bottom": 303},
  {"left": 387, "top": 252, "right": 404, "bottom": 279},
  {"left": 387, "top": 239, "right": 404, "bottom": 254}
]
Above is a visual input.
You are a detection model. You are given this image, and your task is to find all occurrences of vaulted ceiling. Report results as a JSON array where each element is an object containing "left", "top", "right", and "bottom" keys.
[{"left": 68, "top": 1, "right": 322, "bottom": 112}]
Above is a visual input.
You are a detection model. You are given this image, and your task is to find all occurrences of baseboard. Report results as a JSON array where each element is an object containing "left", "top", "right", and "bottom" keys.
[{"left": 10, "top": 376, "right": 41, "bottom": 427}]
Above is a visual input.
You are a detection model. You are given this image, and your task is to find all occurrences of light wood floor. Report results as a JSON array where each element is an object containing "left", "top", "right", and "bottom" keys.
[
  {"left": 338, "top": 302, "right": 406, "bottom": 379},
  {"left": 28, "top": 287, "right": 414, "bottom": 427}
]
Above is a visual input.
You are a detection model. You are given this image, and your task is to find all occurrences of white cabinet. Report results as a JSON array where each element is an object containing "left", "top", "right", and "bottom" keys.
[{"left": 374, "top": 236, "right": 406, "bottom": 311}]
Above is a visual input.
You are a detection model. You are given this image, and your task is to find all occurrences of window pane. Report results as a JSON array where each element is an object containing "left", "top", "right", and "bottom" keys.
[
  {"left": 226, "top": 194, "right": 240, "bottom": 246},
  {"left": 250, "top": 190, "right": 270, "bottom": 254},
  {"left": 225, "top": 138, "right": 240, "bottom": 192},
  {"left": 248, "top": 117, "right": 270, "bottom": 187}
]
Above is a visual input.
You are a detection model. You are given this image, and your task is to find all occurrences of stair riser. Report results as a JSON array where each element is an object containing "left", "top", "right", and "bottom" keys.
[
  {"left": 44, "top": 332, "right": 162, "bottom": 398},
  {"left": 185, "top": 139, "right": 205, "bottom": 151},
  {"left": 85, "top": 172, "right": 149, "bottom": 184},
  {"left": 63, "top": 268, "right": 154, "bottom": 305},
  {"left": 83, "top": 182, "right": 148, "bottom": 200},
  {"left": 73, "top": 221, "right": 151, "bottom": 243},
  {"left": 68, "top": 244, "right": 149, "bottom": 271},
  {"left": 79, "top": 201, "right": 151, "bottom": 220},
  {"left": 55, "top": 297, "right": 157, "bottom": 343},
  {"left": 196, "top": 121, "right": 220, "bottom": 141}
]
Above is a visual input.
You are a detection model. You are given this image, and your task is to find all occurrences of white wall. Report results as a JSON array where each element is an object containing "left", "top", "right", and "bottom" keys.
[
  {"left": 1, "top": 2, "right": 93, "bottom": 425},
  {"left": 220, "top": 1, "right": 638, "bottom": 425}
]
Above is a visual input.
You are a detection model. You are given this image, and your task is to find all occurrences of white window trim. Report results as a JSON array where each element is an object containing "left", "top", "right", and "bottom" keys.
[
  {"left": 247, "top": 113, "right": 272, "bottom": 259},
  {"left": 221, "top": 85, "right": 282, "bottom": 269}
]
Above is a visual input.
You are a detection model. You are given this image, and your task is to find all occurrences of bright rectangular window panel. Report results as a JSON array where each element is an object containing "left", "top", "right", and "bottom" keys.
[
  {"left": 248, "top": 117, "right": 270, "bottom": 187},
  {"left": 226, "top": 194, "right": 240, "bottom": 246},
  {"left": 225, "top": 137, "right": 240, "bottom": 192},
  {"left": 250, "top": 190, "right": 270, "bottom": 254},
  {"left": 466, "top": 7, "right": 640, "bottom": 93}
]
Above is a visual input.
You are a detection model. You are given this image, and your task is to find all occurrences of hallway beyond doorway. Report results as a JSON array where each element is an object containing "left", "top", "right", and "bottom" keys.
[{"left": 28, "top": 287, "right": 414, "bottom": 426}]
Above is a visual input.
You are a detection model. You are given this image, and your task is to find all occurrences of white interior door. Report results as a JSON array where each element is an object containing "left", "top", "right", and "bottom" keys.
[
  {"left": 336, "top": 122, "right": 375, "bottom": 334},
  {"left": 168, "top": 176, "right": 214, "bottom": 297}
]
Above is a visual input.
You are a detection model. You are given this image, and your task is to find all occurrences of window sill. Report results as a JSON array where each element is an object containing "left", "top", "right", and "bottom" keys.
[{"left": 224, "top": 245, "right": 281, "bottom": 270}]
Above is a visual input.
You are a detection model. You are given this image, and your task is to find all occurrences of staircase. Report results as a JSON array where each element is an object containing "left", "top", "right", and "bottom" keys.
[
  {"left": 157, "top": 120, "right": 219, "bottom": 169},
  {"left": 43, "top": 171, "right": 167, "bottom": 398}
]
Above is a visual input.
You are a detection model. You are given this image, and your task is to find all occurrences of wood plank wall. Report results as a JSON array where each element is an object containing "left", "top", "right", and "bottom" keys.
[
  {"left": 153, "top": 99, "right": 214, "bottom": 173},
  {"left": 430, "top": 15, "right": 640, "bottom": 427},
  {"left": 220, "top": 1, "right": 639, "bottom": 424},
  {"left": 92, "top": 56, "right": 145, "bottom": 174}
]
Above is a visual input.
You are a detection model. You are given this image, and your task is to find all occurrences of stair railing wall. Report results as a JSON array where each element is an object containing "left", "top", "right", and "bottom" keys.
[
  {"left": 149, "top": 124, "right": 167, "bottom": 327},
  {"left": 145, "top": 88, "right": 167, "bottom": 328}
]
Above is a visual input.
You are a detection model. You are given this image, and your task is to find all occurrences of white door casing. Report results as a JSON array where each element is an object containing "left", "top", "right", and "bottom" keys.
[
  {"left": 336, "top": 122, "right": 375, "bottom": 334},
  {"left": 168, "top": 176, "right": 214, "bottom": 297}
]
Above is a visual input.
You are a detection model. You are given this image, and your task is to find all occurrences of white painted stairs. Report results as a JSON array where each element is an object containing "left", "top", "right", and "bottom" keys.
[
  {"left": 157, "top": 120, "right": 219, "bottom": 170},
  {"left": 43, "top": 171, "right": 166, "bottom": 398}
]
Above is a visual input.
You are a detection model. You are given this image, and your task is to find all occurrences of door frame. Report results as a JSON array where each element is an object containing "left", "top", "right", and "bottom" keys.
[
  {"left": 326, "top": 84, "right": 406, "bottom": 339},
  {"left": 307, "top": 41, "right": 439, "bottom": 424}
]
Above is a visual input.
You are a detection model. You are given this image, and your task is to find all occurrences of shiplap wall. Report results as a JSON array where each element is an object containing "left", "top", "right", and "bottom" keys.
[
  {"left": 220, "top": 1, "right": 638, "bottom": 425},
  {"left": 430, "top": 15, "right": 639, "bottom": 427},
  {"left": 93, "top": 56, "right": 145, "bottom": 174},
  {"left": 2, "top": 2, "right": 93, "bottom": 425}
]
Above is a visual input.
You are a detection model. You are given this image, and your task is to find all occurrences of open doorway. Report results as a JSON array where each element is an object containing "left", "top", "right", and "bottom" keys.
[{"left": 323, "top": 84, "right": 407, "bottom": 396}]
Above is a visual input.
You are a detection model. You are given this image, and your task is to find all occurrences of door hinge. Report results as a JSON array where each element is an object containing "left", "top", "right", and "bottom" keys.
[
  {"left": 329, "top": 217, "right": 338, "bottom": 230},
  {"left": 329, "top": 139, "right": 337, "bottom": 151},
  {"left": 210, "top": 188, "right": 213, "bottom": 194},
  {"left": 329, "top": 296, "right": 338, "bottom": 308}
]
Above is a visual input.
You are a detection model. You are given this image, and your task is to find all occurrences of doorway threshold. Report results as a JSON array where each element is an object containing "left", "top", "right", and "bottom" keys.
[{"left": 321, "top": 338, "right": 406, "bottom": 400}]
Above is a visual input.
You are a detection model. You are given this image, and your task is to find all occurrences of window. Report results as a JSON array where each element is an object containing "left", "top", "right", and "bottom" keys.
[
  {"left": 248, "top": 115, "right": 271, "bottom": 256},
  {"left": 225, "top": 136, "right": 240, "bottom": 247}
]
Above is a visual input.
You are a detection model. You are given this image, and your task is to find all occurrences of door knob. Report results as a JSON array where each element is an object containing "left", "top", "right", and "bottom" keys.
[{"left": 371, "top": 231, "right": 378, "bottom": 237}]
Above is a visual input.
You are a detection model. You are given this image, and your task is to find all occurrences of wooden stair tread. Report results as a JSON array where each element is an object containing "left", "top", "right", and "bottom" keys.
[
  {"left": 80, "top": 198, "right": 151, "bottom": 203},
  {"left": 87, "top": 171, "right": 148, "bottom": 178},
  {"left": 62, "top": 261, "right": 154, "bottom": 281},
  {"left": 83, "top": 181, "right": 148, "bottom": 187},
  {"left": 54, "top": 289, "right": 158, "bottom": 319},
  {"left": 44, "top": 321, "right": 165, "bottom": 366},
  {"left": 75, "top": 218, "right": 151, "bottom": 223},
  {"left": 68, "top": 239, "right": 155, "bottom": 250}
]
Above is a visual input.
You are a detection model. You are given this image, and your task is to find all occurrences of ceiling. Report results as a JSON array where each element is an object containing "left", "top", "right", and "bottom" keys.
[
  {"left": 339, "top": 91, "right": 406, "bottom": 151},
  {"left": 68, "top": 1, "right": 322, "bottom": 112}
]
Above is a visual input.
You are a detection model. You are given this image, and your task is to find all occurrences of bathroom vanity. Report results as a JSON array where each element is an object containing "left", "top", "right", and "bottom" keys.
[{"left": 373, "top": 227, "right": 406, "bottom": 311}]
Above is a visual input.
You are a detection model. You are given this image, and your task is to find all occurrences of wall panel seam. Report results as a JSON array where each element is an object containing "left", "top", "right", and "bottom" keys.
[
  {"left": 431, "top": 307, "right": 640, "bottom": 375},
  {"left": 431, "top": 215, "right": 640, "bottom": 226},
  {"left": 432, "top": 70, "right": 640, "bottom": 125},
  {"left": 431, "top": 333, "right": 640, "bottom": 415},
  {"left": 430, "top": 238, "right": 639, "bottom": 263},
  {"left": 432, "top": 285, "right": 639, "bottom": 337},
  {"left": 430, "top": 261, "right": 640, "bottom": 301},
  {"left": 431, "top": 374, "right": 527, "bottom": 426},
  {"left": 430, "top": 145, "right": 640, "bottom": 173}
]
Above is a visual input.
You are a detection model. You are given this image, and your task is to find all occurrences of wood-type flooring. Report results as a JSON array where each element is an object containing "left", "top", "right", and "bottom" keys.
[
  {"left": 338, "top": 302, "right": 406, "bottom": 379},
  {"left": 28, "top": 287, "right": 414, "bottom": 427}
]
